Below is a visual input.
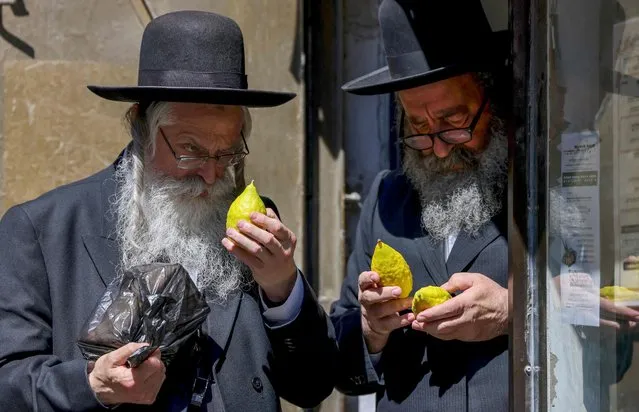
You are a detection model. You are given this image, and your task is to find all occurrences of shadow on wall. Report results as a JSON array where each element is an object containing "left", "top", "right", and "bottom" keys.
[
  {"left": 0, "top": 0, "right": 33, "bottom": 58},
  {"left": 288, "top": 0, "right": 303, "bottom": 84}
]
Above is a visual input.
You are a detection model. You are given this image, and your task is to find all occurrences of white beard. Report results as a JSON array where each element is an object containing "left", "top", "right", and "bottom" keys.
[
  {"left": 113, "top": 154, "right": 249, "bottom": 302},
  {"left": 402, "top": 116, "right": 508, "bottom": 241}
]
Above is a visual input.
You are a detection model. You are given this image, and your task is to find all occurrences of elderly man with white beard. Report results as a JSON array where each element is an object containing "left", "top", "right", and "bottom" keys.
[
  {"left": 330, "top": 1, "right": 511, "bottom": 411},
  {"left": 0, "top": 11, "right": 337, "bottom": 412}
]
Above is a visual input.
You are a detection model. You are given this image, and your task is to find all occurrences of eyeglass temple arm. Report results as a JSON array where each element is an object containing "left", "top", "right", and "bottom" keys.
[
  {"left": 398, "top": 107, "right": 406, "bottom": 140},
  {"left": 469, "top": 95, "right": 490, "bottom": 130}
]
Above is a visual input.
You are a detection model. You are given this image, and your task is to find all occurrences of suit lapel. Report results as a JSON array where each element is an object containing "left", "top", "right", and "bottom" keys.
[
  {"left": 83, "top": 159, "right": 121, "bottom": 287},
  {"left": 83, "top": 234, "right": 119, "bottom": 287},
  {"left": 446, "top": 220, "right": 501, "bottom": 274},
  {"left": 204, "top": 292, "right": 242, "bottom": 360},
  {"left": 415, "top": 237, "right": 450, "bottom": 286}
]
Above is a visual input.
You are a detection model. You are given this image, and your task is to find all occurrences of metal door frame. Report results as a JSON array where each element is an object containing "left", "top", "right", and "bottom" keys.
[{"left": 509, "top": 0, "right": 549, "bottom": 410}]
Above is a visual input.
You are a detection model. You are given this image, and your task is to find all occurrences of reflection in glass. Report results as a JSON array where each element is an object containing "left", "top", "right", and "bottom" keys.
[{"left": 546, "top": 1, "right": 639, "bottom": 411}]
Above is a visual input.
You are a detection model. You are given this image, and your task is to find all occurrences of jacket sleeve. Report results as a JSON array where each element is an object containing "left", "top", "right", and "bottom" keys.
[
  {"left": 0, "top": 205, "right": 105, "bottom": 411},
  {"left": 329, "top": 170, "right": 390, "bottom": 396},
  {"left": 263, "top": 273, "right": 338, "bottom": 408}
]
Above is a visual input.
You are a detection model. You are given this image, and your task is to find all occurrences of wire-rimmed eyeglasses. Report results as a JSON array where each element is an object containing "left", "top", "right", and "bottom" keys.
[
  {"left": 400, "top": 95, "right": 489, "bottom": 151},
  {"left": 160, "top": 127, "right": 249, "bottom": 170}
]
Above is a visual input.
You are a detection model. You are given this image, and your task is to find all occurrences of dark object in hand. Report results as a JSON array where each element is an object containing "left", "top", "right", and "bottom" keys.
[{"left": 77, "top": 263, "right": 210, "bottom": 367}]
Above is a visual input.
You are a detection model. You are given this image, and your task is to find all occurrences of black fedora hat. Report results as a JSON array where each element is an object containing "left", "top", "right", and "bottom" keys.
[
  {"left": 88, "top": 10, "right": 295, "bottom": 107},
  {"left": 342, "top": 0, "right": 509, "bottom": 95}
]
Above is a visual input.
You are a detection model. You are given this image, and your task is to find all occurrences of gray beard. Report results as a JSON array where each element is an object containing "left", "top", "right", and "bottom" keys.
[
  {"left": 113, "top": 154, "right": 250, "bottom": 302},
  {"left": 402, "top": 116, "right": 508, "bottom": 241}
]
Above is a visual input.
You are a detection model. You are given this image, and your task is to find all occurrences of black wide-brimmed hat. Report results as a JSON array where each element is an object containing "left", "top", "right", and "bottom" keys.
[
  {"left": 88, "top": 10, "right": 295, "bottom": 107},
  {"left": 342, "top": 0, "right": 509, "bottom": 95}
]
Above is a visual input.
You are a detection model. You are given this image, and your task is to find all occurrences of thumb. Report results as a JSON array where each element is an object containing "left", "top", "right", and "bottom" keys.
[
  {"left": 105, "top": 342, "right": 149, "bottom": 367},
  {"left": 441, "top": 273, "right": 475, "bottom": 294}
]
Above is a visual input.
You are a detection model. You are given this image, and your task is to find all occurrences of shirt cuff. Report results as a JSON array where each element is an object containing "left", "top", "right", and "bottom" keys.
[{"left": 260, "top": 270, "right": 304, "bottom": 328}]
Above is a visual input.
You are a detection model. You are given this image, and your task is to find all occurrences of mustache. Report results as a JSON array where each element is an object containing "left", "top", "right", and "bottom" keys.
[
  {"left": 145, "top": 172, "right": 212, "bottom": 198},
  {"left": 417, "top": 145, "right": 481, "bottom": 173}
]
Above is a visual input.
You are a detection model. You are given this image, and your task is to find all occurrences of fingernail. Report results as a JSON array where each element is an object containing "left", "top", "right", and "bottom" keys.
[
  {"left": 392, "top": 288, "right": 402, "bottom": 296},
  {"left": 416, "top": 315, "right": 425, "bottom": 322},
  {"left": 226, "top": 228, "right": 234, "bottom": 236},
  {"left": 237, "top": 220, "right": 246, "bottom": 229},
  {"left": 250, "top": 212, "right": 258, "bottom": 220},
  {"left": 407, "top": 313, "right": 415, "bottom": 322}
]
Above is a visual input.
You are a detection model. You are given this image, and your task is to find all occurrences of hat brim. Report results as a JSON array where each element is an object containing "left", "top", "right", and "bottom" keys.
[
  {"left": 342, "top": 65, "right": 483, "bottom": 95},
  {"left": 87, "top": 85, "right": 296, "bottom": 107},
  {"left": 343, "top": 31, "right": 509, "bottom": 95}
]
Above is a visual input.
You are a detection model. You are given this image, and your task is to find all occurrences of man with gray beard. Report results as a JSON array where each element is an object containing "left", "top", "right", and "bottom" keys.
[
  {"left": 0, "top": 11, "right": 336, "bottom": 411},
  {"left": 330, "top": 1, "right": 511, "bottom": 411},
  {"left": 114, "top": 126, "right": 246, "bottom": 302}
]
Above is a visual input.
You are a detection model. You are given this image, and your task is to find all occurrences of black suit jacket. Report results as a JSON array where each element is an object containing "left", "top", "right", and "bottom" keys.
[
  {"left": 0, "top": 156, "right": 337, "bottom": 411},
  {"left": 330, "top": 169, "right": 509, "bottom": 411}
]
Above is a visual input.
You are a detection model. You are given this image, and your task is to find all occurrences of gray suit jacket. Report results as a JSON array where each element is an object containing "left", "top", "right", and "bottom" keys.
[
  {"left": 0, "top": 155, "right": 337, "bottom": 411},
  {"left": 330, "top": 169, "right": 508, "bottom": 411}
]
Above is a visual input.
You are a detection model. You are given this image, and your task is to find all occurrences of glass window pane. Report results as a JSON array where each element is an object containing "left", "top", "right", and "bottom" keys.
[{"left": 546, "top": 1, "right": 639, "bottom": 411}]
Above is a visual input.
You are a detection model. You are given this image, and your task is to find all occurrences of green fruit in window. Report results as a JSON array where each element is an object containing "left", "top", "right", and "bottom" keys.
[{"left": 600, "top": 286, "right": 639, "bottom": 302}]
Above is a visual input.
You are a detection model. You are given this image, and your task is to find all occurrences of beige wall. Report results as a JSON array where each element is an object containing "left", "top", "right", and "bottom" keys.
[
  {"left": 2, "top": 60, "right": 134, "bottom": 211},
  {"left": 0, "top": 0, "right": 144, "bottom": 212}
]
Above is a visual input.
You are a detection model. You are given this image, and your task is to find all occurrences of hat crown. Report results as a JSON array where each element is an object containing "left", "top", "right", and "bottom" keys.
[
  {"left": 380, "top": 0, "right": 494, "bottom": 78},
  {"left": 137, "top": 10, "right": 247, "bottom": 88},
  {"left": 87, "top": 10, "right": 295, "bottom": 106}
]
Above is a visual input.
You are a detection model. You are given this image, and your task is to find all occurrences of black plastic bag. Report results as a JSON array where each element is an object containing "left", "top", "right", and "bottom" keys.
[{"left": 77, "top": 263, "right": 210, "bottom": 368}]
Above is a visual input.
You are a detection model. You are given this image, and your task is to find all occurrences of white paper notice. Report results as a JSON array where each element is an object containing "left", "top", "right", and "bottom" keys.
[{"left": 559, "top": 131, "right": 601, "bottom": 326}]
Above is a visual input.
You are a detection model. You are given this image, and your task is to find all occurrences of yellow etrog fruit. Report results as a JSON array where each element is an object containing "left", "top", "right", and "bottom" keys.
[
  {"left": 370, "top": 240, "right": 413, "bottom": 298},
  {"left": 226, "top": 180, "right": 267, "bottom": 230},
  {"left": 600, "top": 286, "right": 639, "bottom": 302},
  {"left": 412, "top": 286, "right": 452, "bottom": 313}
]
